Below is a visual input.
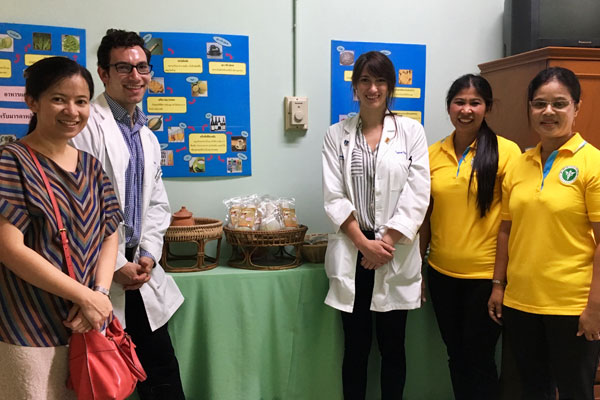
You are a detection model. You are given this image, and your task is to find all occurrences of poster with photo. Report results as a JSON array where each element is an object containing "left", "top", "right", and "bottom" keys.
[
  {"left": 0, "top": 22, "right": 86, "bottom": 141},
  {"left": 140, "top": 31, "right": 251, "bottom": 177},
  {"left": 331, "top": 40, "right": 426, "bottom": 125}
]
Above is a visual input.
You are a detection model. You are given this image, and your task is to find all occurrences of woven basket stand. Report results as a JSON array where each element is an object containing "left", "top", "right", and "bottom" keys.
[
  {"left": 223, "top": 225, "right": 308, "bottom": 270},
  {"left": 161, "top": 218, "right": 223, "bottom": 272}
]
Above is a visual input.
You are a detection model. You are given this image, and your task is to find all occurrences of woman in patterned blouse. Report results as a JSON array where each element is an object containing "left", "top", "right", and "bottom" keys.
[{"left": 0, "top": 57, "right": 123, "bottom": 399}]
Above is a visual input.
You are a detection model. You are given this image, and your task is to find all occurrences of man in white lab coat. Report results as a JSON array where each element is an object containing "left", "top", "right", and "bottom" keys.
[{"left": 72, "top": 29, "right": 185, "bottom": 400}]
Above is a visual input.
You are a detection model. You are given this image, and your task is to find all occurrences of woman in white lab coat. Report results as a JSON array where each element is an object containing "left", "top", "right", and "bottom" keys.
[{"left": 322, "top": 51, "right": 430, "bottom": 400}]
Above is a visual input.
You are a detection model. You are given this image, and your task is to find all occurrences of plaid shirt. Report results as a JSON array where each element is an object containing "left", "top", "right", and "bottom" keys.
[{"left": 104, "top": 94, "right": 152, "bottom": 260}]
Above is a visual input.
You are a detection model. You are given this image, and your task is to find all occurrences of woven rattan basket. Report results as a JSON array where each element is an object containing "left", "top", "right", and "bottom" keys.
[
  {"left": 300, "top": 234, "right": 328, "bottom": 263},
  {"left": 161, "top": 218, "right": 223, "bottom": 272},
  {"left": 223, "top": 225, "right": 308, "bottom": 270}
]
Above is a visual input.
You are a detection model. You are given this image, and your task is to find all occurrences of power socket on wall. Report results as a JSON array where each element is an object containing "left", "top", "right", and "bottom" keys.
[{"left": 284, "top": 96, "right": 308, "bottom": 130}]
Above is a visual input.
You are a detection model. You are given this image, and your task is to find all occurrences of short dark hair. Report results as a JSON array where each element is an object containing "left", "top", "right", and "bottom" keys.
[
  {"left": 527, "top": 66, "right": 581, "bottom": 103},
  {"left": 24, "top": 56, "right": 94, "bottom": 133},
  {"left": 97, "top": 29, "right": 151, "bottom": 70},
  {"left": 351, "top": 51, "right": 396, "bottom": 111}
]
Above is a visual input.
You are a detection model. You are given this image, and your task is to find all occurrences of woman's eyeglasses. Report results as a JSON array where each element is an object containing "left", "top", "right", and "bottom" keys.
[{"left": 529, "top": 100, "right": 574, "bottom": 110}]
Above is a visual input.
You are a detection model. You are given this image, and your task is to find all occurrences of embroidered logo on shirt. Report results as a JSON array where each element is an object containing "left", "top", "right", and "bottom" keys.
[{"left": 559, "top": 166, "right": 579, "bottom": 184}]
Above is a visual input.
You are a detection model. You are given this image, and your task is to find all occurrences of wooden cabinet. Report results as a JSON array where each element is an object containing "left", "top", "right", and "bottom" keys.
[{"left": 478, "top": 47, "right": 600, "bottom": 150}]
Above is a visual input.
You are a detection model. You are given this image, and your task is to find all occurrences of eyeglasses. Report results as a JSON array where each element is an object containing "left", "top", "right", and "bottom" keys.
[
  {"left": 529, "top": 100, "right": 574, "bottom": 110},
  {"left": 108, "top": 62, "right": 152, "bottom": 75}
]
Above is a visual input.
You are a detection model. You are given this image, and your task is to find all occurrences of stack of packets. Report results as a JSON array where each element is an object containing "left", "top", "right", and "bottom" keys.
[{"left": 223, "top": 195, "right": 299, "bottom": 231}]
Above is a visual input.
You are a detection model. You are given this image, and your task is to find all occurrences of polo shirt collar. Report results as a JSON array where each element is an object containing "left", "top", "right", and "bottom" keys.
[
  {"left": 557, "top": 132, "right": 585, "bottom": 154},
  {"left": 527, "top": 132, "right": 586, "bottom": 162},
  {"left": 441, "top": 131, "right": 478, "bottom": 156}
]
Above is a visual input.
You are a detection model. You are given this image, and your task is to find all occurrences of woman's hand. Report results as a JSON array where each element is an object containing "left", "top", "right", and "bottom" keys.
[
  {"left": 360, "top": 256, "right": 384, "bottom": 270},
  {"left": 577, "top": 307, "right": 600, "bottom": 341},
  {"left": 358, "top": 239, "right": 395, "bottom": 269},
  {"left": 581, "top": 223, "right": 600, "bottom": 341},
  {"left": 63, "top": 304, "right": 92, "bottom": 333},
  {"left": 488, "top": 285, "right": 505, "bottom": 325},
  {"left": 76, "top": 290, "right": 112, "bottom": 331}
]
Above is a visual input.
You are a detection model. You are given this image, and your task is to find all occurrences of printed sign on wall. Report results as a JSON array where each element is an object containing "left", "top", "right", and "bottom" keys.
[
  {"left": 0, "top": 22, "right": 86, "bottom": 143},
  {"left": 140, "top": 31, "right": 251, "bottom": 177},
  {"left": 331, "top": 40, "right": 426, "bottom": 125}
]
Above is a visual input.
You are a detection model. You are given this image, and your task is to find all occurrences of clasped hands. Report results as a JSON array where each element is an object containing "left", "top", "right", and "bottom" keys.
[
  {"left": 358, "top": 238, "right": 395, "bottom": 270},
  {"left": 113, "top": 255, "right": 154, "bottom": 291},
  {"left": 63, "top": 289, "right": 113, "bottom": 333},
  {"left": 63, "top": 256, "right": 154, "bottom": 333}
]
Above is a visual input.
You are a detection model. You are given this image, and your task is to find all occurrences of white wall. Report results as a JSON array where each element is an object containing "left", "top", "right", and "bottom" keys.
[{"left": 5, "top": 0, "right": 504, "bottom": 235}]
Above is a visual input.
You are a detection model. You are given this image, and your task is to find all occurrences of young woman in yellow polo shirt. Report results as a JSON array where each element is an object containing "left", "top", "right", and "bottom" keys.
[
  {"left": 420, "top": 74, "right": 520, "bottom": 400},
  {"left": 488, "top": 67, "right": 600, "bottom": 399}
]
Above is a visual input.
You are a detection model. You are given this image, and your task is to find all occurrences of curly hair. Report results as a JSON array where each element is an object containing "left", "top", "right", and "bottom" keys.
[{"left": 97, "top": 29, "right": 151, "bottom": 69}]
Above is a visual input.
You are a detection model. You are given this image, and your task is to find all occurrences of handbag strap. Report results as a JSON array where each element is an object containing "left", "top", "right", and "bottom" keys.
[{"left": 23, "top": 143, "right": 77, "bottom": 281}]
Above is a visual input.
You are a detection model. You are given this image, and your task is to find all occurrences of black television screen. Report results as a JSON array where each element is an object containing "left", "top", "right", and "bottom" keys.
[{"left": 504, "top": 0, "right": 600, "bottom": 56}]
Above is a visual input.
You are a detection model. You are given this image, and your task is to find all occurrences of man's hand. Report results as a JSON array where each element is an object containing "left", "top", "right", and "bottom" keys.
[
  {"left": 113, "top": 262, "right": 150, "bottom": 290},
  {"left": 138, "top": 256, "right": 155, "bottom": 275}
]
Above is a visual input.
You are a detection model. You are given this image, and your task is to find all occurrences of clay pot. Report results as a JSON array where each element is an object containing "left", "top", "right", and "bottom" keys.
[{"left": 171, "top": 206, "right": 195, "bottom": 226}]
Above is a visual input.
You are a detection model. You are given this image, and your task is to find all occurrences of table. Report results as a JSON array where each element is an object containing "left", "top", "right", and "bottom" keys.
[
  {"left": 133, "top": 264, "right": 453, "bottom": 400},
  {"left": 168, "top": 264, "right": 344, "bottom": 400}
]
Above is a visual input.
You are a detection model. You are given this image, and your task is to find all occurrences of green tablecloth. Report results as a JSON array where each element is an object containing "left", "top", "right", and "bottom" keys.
[
  {"left": 168, "top": 264, "right": 344, "bottom": 400},
  {"left": 126, "top": 264, "right": 453, "bottom": 399}
]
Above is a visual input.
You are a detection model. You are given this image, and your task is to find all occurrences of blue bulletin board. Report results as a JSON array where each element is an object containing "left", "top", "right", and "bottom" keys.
[
  {"left": 0, "top": 22, "right": 86, "bottom": 143},
  {"left": 139, "top": 31, "right": 251, "bottom": 177},
  {"left": 331, "top": 40, "right": 426, "bottom": 125}
]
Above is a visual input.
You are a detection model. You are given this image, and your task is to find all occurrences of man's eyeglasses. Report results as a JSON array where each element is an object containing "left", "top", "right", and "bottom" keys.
[
  {"left": 108, "top": 62, "right": 153, "bottom": 75},
  {"left": 529, "top": 100, "right": 574, "bottom": 110}
]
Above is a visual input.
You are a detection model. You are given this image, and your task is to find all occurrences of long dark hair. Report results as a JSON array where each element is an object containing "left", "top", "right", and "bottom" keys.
[
  {"left": 24, "top": 56, "right": 94, "bottom": 133},
  {"left": 352, "top": 51, "right": 399, "bottom": 135},
  {"left": 446, "top": 74, "right": 498, "bottom": 218}
]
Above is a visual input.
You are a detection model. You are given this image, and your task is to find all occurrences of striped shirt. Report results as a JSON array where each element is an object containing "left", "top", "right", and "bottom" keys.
[
  {"left": 351, "top": 121, "right": 377, "bottom": 231},
  {"left": 104, "top": 93, "right": 145, "bottom": 250},
  {"left": 0, "top": 142, "right": 122, "bottom": 346}
]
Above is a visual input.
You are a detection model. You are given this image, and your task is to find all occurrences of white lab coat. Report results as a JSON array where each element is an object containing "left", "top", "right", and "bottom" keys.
[
  {"left": 72, "top": 94, "right": 184, "bottom": 331},
  {"left": 322, "top": 114, "right": 430, "bottom": 312}
]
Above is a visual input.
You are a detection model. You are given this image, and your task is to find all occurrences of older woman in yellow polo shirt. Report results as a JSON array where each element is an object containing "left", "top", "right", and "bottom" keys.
[
  {"left": 420, "top": 74, "right": 521, "bottom": 400},
  {"left": 488, "top": 67, "right": 600, "bottom": 400}
]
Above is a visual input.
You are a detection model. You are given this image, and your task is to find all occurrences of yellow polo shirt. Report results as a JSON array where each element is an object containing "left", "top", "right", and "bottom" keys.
[
  {"left": 502, "top": 133, "right": 600, "bottom": 315},
  {"left": 428, "top": 132, "right": 521, "bottom": 279}
]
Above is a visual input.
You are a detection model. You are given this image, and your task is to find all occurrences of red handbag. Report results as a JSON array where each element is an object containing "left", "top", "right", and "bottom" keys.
[
  {"left": 67, "top": 318, "right": 147, "bottom": 400},
  {"left": 24, "top": 143, "right": 147, "bottom": 400}
]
